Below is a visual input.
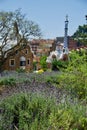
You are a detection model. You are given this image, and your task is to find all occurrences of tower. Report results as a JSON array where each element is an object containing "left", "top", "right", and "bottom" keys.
[
  {"left": 64, "top": 15, "right": 69, "bottom": 49},
  {"left": 85, "top": 15, "right": 87, "bottom": 24}
]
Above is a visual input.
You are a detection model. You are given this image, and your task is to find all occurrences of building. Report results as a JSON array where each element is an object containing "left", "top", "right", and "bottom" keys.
[
  {"left": 2, "top": 40, "right": 33, "bottom": 72},
  {"left": 55, "top": 36, "right": 80, "bottom": 50},
  {"left": 29, "top": 39, "right": 55, "bottom": 70},
  {"left": 30, "top": 39, "right": 55, "bottom": 56}
]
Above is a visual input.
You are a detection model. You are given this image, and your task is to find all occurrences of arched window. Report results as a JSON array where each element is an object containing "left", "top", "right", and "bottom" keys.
[{"left": 20, "top": 56, "right": 26, "bottom": 66}]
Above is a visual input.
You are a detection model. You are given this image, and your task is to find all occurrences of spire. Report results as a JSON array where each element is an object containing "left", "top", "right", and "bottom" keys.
[
  {"left": 85, "top": 15, "right": 87, "bottom": 24},
  {"left": 64, "top": 15, "right": 69, "bottom": 48}
]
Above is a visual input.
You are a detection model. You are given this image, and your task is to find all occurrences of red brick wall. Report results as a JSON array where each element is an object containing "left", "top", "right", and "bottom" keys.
[{"left": 68, "top": 37, "right": 77, "bottom": 50}]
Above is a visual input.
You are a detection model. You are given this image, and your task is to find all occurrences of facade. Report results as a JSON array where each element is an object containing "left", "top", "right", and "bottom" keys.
[
  {"left": 29, "top": 39, "right": 55, "bottom": 70},
  {"left": 30, "top": 39, "right": 39, "bottom": 55},
  {"left": 30, "top": 39, "right": 55, "bottom": 56},
  {"left": 55, "top": 36, "right": 80, "bottom": 50},
  {"left": 3, "top": 42, "right": 33, "bottom": 72}
]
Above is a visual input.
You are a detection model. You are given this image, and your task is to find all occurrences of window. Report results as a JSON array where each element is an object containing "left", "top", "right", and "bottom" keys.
[
  {"left": 27, "top": 59, "right": 30, "bottom": 65},
  {"left": 25, "top": 49, "right": 28, "bottom": 54},
  {"left": 9, "top": 59, "right": 15, "bottom": 66},
  {"left": 15, "top": 50, "right": 18, "bottom": 54},
  {"left": 20, "top": 61, "right": 26, "bottom": 66},
  {"left": 20, "top": 56, "right": 26, "bottom": 66}
]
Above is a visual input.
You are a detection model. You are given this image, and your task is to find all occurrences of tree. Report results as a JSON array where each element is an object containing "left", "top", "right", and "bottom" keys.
[
  {"left": 0, "top": 9, "right": 41, "bottom": 72},
  {"left": 40, "top": 56, "right": 47, "bottom": 71},
  {"left": 72, "top": 24, "right": 87, "bottom": 46}
]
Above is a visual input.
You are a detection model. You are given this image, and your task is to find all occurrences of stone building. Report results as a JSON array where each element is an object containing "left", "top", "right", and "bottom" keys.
[{"left": 2, "top": 40, "right": 33, "bottom": 72}]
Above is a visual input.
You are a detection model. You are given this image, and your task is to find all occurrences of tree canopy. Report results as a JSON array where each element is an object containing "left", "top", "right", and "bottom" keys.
[{"left": 72, "top": 24, "right": 87, "bottom": 46}]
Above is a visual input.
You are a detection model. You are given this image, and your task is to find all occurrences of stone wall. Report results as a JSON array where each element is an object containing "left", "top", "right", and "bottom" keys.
[{"left": 3, "top": 44, "right": 33, "bottom": 72}]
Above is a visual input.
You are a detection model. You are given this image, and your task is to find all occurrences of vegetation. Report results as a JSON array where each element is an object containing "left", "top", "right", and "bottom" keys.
[
  {"left": 72, "top": 24, "right": 87, "bottom": 46},
  {"left": 0, "top": 48, "right": 87, "bottom": 129},
  {"left": 16, "top": 68, "right": 26, "bottom": 73},
  {"left": 51, "top": 48, "right": 87, "bottom": 100},
  {"left": 52, "top": 59, "right": 69, "bottom": 71},
  {"left": 40, "top": 56, "right": 48, "bottom": 71},
  {"left": 0, "top": 93, "right": 87, "bottom": 130},
  {"left": 0, "top": 77, "right": 16, "bottom": 86}
]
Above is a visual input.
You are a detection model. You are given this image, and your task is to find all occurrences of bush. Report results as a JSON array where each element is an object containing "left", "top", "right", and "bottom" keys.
[
  {"left": 40, "top": 56, "right": 47, "bottom": 71},
  {"left": 0, "top": 93, "right": 55, "bottom": 130},
  {"left": 52, "top": 59, "right": 68, "bottom": 71},
  {"left": 49, "top": 103, "right": 87, "bottom": 130},
  {"left": 59, "top": 49, "right": 87, "bottom": 99},
  {"left": 0, "top": 93, "right": 87, "bottom": 130},
  {"left": 0, "top": 77, "right": 16, "bottom": 86}
]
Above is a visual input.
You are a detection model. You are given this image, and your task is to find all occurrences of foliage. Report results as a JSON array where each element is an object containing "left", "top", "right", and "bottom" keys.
[
  {"left": 0, "top": 93, "right": 55, "bottom": 130},
  {"left": 52, "top": 59, "right": 68, "bottom": 71},
  {"left": 33, "top": 61, "right": 37, "bottom": 70},
  {"left": 0, "top": 77, "right": 16, "bottom": 86},
  {"left": 72, "top": 24, "right": 87, "bottom": 46},
  {"left": 16, "top": 68, "right": 26, "bottom": 73},
  {"left": 58, "top": 49, "right": 87, "bottom": 99},
  {"left": 45, "top": 75, "right": 60, "bottom": 86},
  {"left": 44, "top": 49, "right": 87, "bottom": 100},
  {"left": 40, "top": 56, "right": 47, "bottom": 71},
  {"left": 49, "top": 103, "right": 87, "bottom": 130},
  {"left": 0, "top": 93, "right": 87, "bottom": 130}
]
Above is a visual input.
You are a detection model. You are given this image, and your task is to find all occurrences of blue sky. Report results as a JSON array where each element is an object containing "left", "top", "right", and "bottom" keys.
[{"left": 0, "top": 0, "right": 87, "bottom": 39}]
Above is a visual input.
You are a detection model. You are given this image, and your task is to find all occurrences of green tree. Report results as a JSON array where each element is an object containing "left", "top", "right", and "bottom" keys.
[
  {"left": 0, "top": 9, "right": 41, "bottom": 72},
  {"left": 72, "top": 24, "right": 87, "bottom": 46},
  {"left": 40, "top": 56, "right": 47, "bottom": 71}
]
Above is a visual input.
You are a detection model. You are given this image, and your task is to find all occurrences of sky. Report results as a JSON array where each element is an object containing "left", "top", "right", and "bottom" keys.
[{"left": 0, "top": 0, "right": 87, "bottom": 39}]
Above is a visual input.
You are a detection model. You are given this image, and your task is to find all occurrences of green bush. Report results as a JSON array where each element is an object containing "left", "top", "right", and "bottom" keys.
[
  {"left": 0, "top": 93, "right": 55, "bottom": 130},
  {"left": 0, "top": 93, "right": 87, "bottom": 130},
  {"left": 59, "top": 49, "right": 87, "bottom": 99},
  {"left": 52, "top": 59, "right": 68, "bottom": 71},
  {"left": 49, "top": 103, "right": 87, "bottom": 130},
  {"left": 0, "top": 79, "right": 4, "bottom": 85},
  {"left": 0, "top": 77, "right": 16, "bottom": 86},
  {"left": 40, "top": 56, "right": 48, "bottom": 71}
]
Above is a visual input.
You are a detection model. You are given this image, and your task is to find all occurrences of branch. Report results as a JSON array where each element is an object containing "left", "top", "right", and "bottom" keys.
[{"left": 14, "top": 125, "right": 19, "bottom": 130}]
